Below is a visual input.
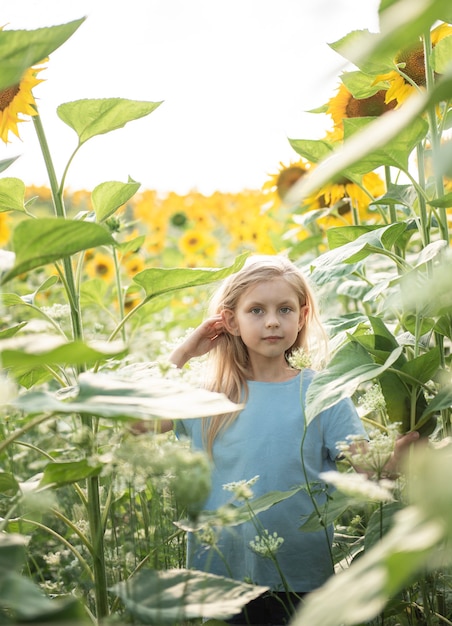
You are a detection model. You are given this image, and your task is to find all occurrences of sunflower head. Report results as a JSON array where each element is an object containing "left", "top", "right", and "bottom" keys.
[
  {"left": 327, "top": 83, "right": 396, "bottom": 131},
  {"left": 375, "top": 22, "right": 452, "bottom": 107},
  {"left": 0, "top": 55, "right": 46, "bottom": 143}
]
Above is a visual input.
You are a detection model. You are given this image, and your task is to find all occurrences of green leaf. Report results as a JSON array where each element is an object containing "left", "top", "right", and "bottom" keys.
[
  {"left": 0, "top": 472, "right": 20, "bottom": 496},
  {"left": 117, "top": 234, "right": 146, "bottom": 255},
  {"left": 0, "top": 19, "right": 85, "bottom": 91},
  {"left": 134, "top": 253, "right": 248, "bottom": 300},
  {"left": 0, "top": 571, "right": 88, "bottom": 622},
  {"left": 288, "top": 138, "right": 333, "bottom": 164},
  {"left": 305, "top": 342, "right": 403, "bottom": 423},
  {"left": 400, "top": 348, "right": 441, "bottom": 385},
  {"left": 0, "top": 336, "right": 126, "bottom": 370},
  {"left": 364, "top": 502, "right": 404, "bottom": 551},
  {"left": 329, "top": 29, "right": 395, "bottom": 75},
  {"left": 292, "top": 506, "right": 443, "bottom": 626},
  {"left": 427, "top": 191, "right": 452, "bottom": 208},
  {"left": 92, "top": 178, "right": 141, "bottom": 222},
  {"left": 0, "top": 321, "right": 27, "bottom": 339},
  {"left": 371, "top": 183, "right": 417, "bottom": 209},
  {"left": 300, "top": 489, "right": 358, "bottom": 532},
  {"left": 341, "top": 70, "right": 389, "bottom": 98},
  {"left": 326, "top": 224, "right": 381, "bottom": 250},
  {"left": 111, "top": 568, "right": 267, "bottom": 623},
  {"left": 312, "top": 222, "right": 407, "bottom": 270},
  {"left": 1, "top": 217, "right": 116, "bottom": 283},
  {"left": 418, "top": 384, "right": 452, "bottom": 422},
  {"left": 191, "top": 487, "right": 302, "bottom": 531},
  {"left": 39, "top": 459, "right": 102, "bottom": 488},
  {"left": 431, "top": 34, "right": 452, "bottom": 74},
  {"left": 0, "top": 156, "right": 20, "bottom": 174},
  {"left": 343, "top": 116, "right": 428, "bottom": 174},
  {"left": 0, "top": 178, "right": 26, "bottom": 213},
  {"left": 13, "top": 370, "right": 242, "bottom": 421},
  {"left": 330, "top": 0, "right": 452, "bottom": 75},
  {"left": 57, "top": 98, "right": 162, "bottom": 145},
  {"left": 0, "top": 533, "right": 28, "bottom": 576}
]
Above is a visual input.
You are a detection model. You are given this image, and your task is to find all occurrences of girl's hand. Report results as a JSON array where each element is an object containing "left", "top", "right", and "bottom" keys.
[{"left": 170, "top": 314, "right": 226, "bottom": 368}]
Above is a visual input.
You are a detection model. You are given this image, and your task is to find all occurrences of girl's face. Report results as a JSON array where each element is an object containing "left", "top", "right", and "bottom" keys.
[{"left": 223, "top": 277, "right": 307, "bottom": 370}]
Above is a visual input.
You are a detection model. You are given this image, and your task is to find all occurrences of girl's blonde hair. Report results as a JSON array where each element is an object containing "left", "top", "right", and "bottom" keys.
[{"left": 202, "top": 254, "right": 328, "bottom": 456}]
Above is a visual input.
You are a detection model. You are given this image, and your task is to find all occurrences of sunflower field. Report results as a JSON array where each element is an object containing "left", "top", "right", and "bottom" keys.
[{"left": 2, "top": 1, "right": 452, "bottom": 625}]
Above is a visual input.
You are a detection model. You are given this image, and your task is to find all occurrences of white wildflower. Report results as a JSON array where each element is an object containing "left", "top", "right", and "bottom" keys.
[
  {"left": 43, "top": 551, "right": 62, "bottom": 566},
  {"left": 287, "top": 347, "right": 312, "bottom": 370},
  {"left": 223, "top": 475, "right": 260, "bottom": 501},
  {"left": 249, "top": 529, "right": 284, "bottom": 558},
  {"left": 337, "top": 423, "right": 401, "bottom": 477},
  {"left": 41, "top": 303, "right": 71, "bottom": 321},
  {"left": 320, "top": 470, "right": 395, "bottom": 502},
  {"left": 358, "top": 383, "right": 386, "bottom": 414}
]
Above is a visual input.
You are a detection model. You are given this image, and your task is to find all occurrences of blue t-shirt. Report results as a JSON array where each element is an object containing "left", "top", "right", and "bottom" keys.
[{"left": 176, "top": 369, "right": 367, "bottom": 592}]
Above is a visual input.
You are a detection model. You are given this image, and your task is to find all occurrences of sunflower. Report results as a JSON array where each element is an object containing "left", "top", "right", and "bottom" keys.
[
  {"left": 263, "top": 160, "right": 314, "bottom": 205},
  {"left": 375, "top": 22, "right": 452, "bottom": 107},
  {"left": 124, "top": 254, "right": 145, "bottom": 277},
  {"left": 85, "top": 251, "right": 115, "bottom": 282},
  {"left": 0, "top": 56, "right": 46, "bottom": 143},
  {"left": 0, "top": 213, "right": 11, "bottom": 246},
  {"left": 315, "top": 172, "right": 386, "bottom": 228},
  {"left": 178, "top": 229, "right": 219, "bottom": 266},
  {"left": 327, "top": 83, "right": 396, "bottom": 137}
]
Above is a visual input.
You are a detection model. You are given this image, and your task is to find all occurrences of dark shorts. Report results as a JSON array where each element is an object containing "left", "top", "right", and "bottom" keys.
[{"left": 225, "top": 591, "right": 307, "bottom": 625}]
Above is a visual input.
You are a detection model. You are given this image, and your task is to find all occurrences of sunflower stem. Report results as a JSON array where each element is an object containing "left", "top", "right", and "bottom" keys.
[
  {"left": 32, "top": 112, "right": 84, "bottom": 344},
  {"left": 423, "top": 28, "right": 449, "bottom": 243}
]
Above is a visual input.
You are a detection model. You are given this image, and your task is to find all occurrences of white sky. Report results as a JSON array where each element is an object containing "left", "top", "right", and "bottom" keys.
[{"left": 2, "top": 0, "right": 380, "bottom": 195}]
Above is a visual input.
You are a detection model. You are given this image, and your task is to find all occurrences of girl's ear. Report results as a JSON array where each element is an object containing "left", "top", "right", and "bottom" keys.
[
  {"left": 222, "top": 309, "right": 240, "bottom": 336},
  {"left": 298, "top": 305, "right": 309, "bottom": 331}
]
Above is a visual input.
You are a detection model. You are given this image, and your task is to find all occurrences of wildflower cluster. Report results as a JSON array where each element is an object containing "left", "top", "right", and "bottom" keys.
[
  {"left": 249, "top": 529, "right": 285, "bottom": 559},
  {"left": 287, "top": 347, "right": 312, "bottom": 370},
  {"left": 337, "top": 423, "right": 402, "bottom": 479},
  {"left": 222, "top": 475, "right": 260, "bottom": 501}
]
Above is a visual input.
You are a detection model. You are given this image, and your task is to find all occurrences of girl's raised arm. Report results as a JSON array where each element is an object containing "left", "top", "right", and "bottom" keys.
[{"left": 170, "top": 314, "right": 226, "bottom": 368}]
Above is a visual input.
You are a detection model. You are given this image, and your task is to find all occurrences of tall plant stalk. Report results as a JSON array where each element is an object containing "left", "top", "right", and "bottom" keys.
[{"left": 32, "top": 111, "right": 110, "bottom": 619}]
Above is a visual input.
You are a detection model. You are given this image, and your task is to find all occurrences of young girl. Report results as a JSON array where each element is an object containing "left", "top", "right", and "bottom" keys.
[{"left": 168, "top": 254, "right": 416, "bottom": 626}]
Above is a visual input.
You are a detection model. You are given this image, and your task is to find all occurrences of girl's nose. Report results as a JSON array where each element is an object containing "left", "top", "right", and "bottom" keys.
[{"left": 266, "top": 315, "right": 280, "bottom": 327}]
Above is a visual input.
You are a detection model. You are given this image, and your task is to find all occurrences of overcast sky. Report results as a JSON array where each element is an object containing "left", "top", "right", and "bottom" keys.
[{"left": 2, "top": 0, "right": 380, "bottom": 194}]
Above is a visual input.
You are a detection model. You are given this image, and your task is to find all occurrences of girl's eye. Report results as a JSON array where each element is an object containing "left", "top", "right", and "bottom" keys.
[
  {"left": 250, "top": 307, "right": 263, "bottom": 315},
  {"left": 280, "top": 307, "right": 292, "bottom": 314}
]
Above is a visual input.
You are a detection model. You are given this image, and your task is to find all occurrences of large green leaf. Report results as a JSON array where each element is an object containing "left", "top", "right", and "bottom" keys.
[
  {"left": 0, "top": 177, "right": 25, "bottom": 213},
  {"left": 0, "top": 19, "right": 85, "bottom": 91},
  {"left": 311, "top": 222, "right": 407, "bottom": 271},
  {"left": 305, "top": 342, "right": 403, "bottom": 423},
  {"left": 294, "top": 443, "right": 452, "bottom": 626},
  {"left": 0, "top": 336, "right": 126, "bottom": 369},
  {"left": 39, "top": 459, "right": 103, "bottom": 488},
  {"left": 330, "top": 0, "right": 452, "bottom": 74},
  {"left": 12, "top": 371, "right": 242, "bottom": 421},
  {"left": 134, "top": 253, "right": 248, "bottom": 300},
  {"left": 343, "top": 116, "right": 428, "bottom": 175},
  {"left": 92, "top": 178, "right": 141, "bottom": 223},
  {"left": 292, "top": 507, "right": 444, "bottom": 626},
  {"left": 1, "top": 217, "right": 116, "bottom": 283},
  {"left": 111, "top": 568, "right": 267, "bottom": 623},
  {"left": 57, "top": 98, "right": 162, "bottom": 145}
]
